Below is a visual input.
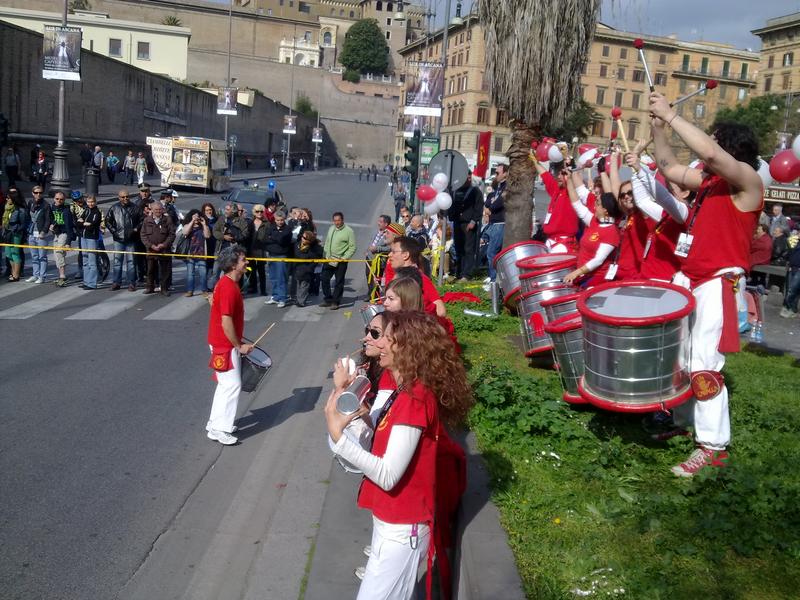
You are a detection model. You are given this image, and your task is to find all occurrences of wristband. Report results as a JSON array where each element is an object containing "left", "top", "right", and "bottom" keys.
[{"left": 667, "top": 113, "right": 678, "bottom": 126}]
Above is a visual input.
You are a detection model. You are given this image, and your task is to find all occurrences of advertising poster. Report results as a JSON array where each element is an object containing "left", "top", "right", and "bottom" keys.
[
  {"left": 42, "top": 26, "right": 82, "bottom": 81},
  {"left": 217, "top": 87, "right": 238, "bottom": 115},
  {"left": 420, "top": 137, "right": 440, "bottom": 166},
  {"left": 312, "top": 127, "right": 323, "bottom": 143},
  {"left": 404, "top": 61, "right": 443, "bottom": 117},
  {"left": 170, "top": 138, "right": 210, "bottom": 187},
  {"left": 146, "top": 136, "right": 174, "bottom": 185},
  {"left": 283, "top": 115, "right": 297, "bottom": 135}
]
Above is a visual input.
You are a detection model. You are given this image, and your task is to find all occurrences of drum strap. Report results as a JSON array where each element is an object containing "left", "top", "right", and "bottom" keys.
[{"left": 373, "top": 384, "right": 405, "bottom": 437}]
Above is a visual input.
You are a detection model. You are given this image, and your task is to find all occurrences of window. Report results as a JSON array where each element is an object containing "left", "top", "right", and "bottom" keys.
[
  {"left": 289, "top": 1, "right": 294, "bottom": 6},
  {"left": 376, "top": 1, "right": 382, "bottom": 10},
  {"left": 658, "top": 53, "right": 667, "bottom": 65},
  {"left": 323, "top": 31, "right": 332, "bottom": 45},
  {"left": 654, "top": 72, "right": 667, "bottom": 86},
  {"left": 388, "top": 2, "right": 393, "bottom": 10},
  {"left": 581, "top": 62, "right": 587, "bottom": 75},
  {"left": 579, "top": 85, "right": 586, "bottom": 99},
  {"left": 386, "top": 17, "right": 392, "bottom": 26},
  {"left": 599, "top": 64, "right": 608, "bottom": 78},
  {"left": 681, "top": 54, "right": 690, "bottom": 71},
  {"left": 304, "top": 31, "right": 311, "bottom": 41},
  {"left": 457, "top": 53, "right": 463, "bottom": 66},
  {"left": 417, "top": 19, "right": 421, "bottom": 28},
  {"left": 285, "top": 57, "right": 291, "bottom": 63},
  {"left": 784, "top": 73, "right": 791, "bottom": 90},
  {"left": 602, "top": 45, "right": 609, "bottom": 57},
  {"left": 596, "top": 87, "right": 606, "bottom": 105},
  {"left": 89, "top": 39, "right": 94, "bottom": 51},
  {"left": 764, "top": 76, "right": 772, "bottom": 93},
  {"left": 279, "top": 0, "right": 284, "bottom": 4},
  {"left": 722, "top": 60, "right": 730, "bottom": 77},
  {"left": 719, "top": 83, "right": 728, "bottom": 99},
  {"left": 740, "top": 63, "right": 748, "bottom": 79},
  {"left": 784, "top": 52, "right": 795, "bottom": 67},
  {"left": 108, "top": 38, "right": 122, "bottom": 57},
  {"left": 632, "top": 69, "right": 644, "bottom": 83},
  {"left": 737, "top": 87, "right": 746, "bottom": 101},
  {"left": 448, "top": 78, "right": 454, "bottom": 94},
  {"left": 614, "top": 89, "right": 624, "bottom": 106},
  {"left": 467, "top": 30, "right": 471, "bottom": 41},
  {"left": 349, "top": 10, "right": 354, "bottom": 17},
  {"left": 477, "top": 106, "right": 489, "bottom": 124},
  {"left": 768, "top": 54, "right": 774, "bottom": 69},
  {"left": 679, "top": 79, "right": 688, "bottom": 93},
  {"left": 340, "top": 9, "right": 344, "bottom": 16},
  {"left": 475, "top": 134, "right": 480, "bottom": 149},
  {"left": 298, "top": 1, "right": 311, "bottom": 13},
  {"left": 631, "top": 92, "right": 641, "bottom": 109},
  {"left": 465, "top": 49, "right": 469, "bottom": 63},
  {"left": 617, "top": 67, "right": 625, "bottom": 80},
  {"left": 700, "top": 57, "right": 709, "bottom": 74},
  {"left": 591, "top": 120, "right": 604, "bottom": 137},
  {"left": 628, "top": 120, "right": 638, "bottom": 140},
  {"left": 458, "top": 134, "right": 462, "bottom": 149},
  {"left": 457, "top": 105, "right": 464, "bottom": 124},
  {"left": 494, "top": 136, "right": 503, "bottom": 152},
  {"left": 695, "top": 103, "right": 705, "bottom": 119},
  {"left": 386, "top": 31, "right": 391, "bottom": 40},
  {"left": 461, "top": 74, "right": 467, "bottom": 91},
  {"left": 620, "top": 48, "right": 627, "bottom": 60},
  {"left": 137, "top": 41, "right": 150, "bottom": 60},
  {"left": 496, "top": 109, "right": 507, "bottom": 125}
]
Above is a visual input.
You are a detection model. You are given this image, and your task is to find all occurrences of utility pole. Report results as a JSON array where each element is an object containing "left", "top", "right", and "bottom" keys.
[
  {"left": 285, "top": 25, "right": 297, "bottom": 172},
  {"left": 224, "top": 0, "right": 233, "bottom": 170},
  {"left": 49, "top": 0, "right": 70, "bottom": 194},
  {"left": 434, "top": 0, "right": 452, "bottom": 140}
]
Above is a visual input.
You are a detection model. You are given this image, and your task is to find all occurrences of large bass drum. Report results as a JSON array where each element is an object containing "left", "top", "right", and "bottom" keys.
[
  {"left": 577, "top": 280, "right": 695, "bottom": 412},
  {"left": 493, "top": 241, "right": 548, "bottom": 307}
]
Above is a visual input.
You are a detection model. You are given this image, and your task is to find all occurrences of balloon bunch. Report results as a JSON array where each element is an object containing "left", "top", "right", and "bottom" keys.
[
  {"left": 532, "top": 137, "right": 565, "bottom": 163},
  {"left": 416, "top": 172, "right": 453, "bottom": 215},
  {"left": 768, "top": 137, "right": 800, "bottom": 184}
]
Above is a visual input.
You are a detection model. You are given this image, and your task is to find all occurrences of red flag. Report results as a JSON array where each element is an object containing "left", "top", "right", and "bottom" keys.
[{"left": 475, "top": 131, "right": 491, "bottom": 178}]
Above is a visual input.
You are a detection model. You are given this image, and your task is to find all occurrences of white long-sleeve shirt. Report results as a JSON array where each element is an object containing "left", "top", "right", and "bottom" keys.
[{"left": 631, "top": 168, "right": 688, "bottom": 224}]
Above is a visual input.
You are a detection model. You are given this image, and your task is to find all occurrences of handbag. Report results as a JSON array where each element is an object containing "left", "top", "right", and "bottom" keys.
[{"left": 174, "top": 230, "right": 192, "bottom": 255}]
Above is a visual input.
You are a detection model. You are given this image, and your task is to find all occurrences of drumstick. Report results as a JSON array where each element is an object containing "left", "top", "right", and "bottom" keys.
[
  {"left": 611, "top": 107, "right": 631, "bottom": 154},
  {"left": 633, "top": 38, "right": 655, "bottom": 92},
  {"left": 252, "top": 322, "right": 276, "bottom": 346},
  {"left": 670, "top": 79, "right": 718, "bottom": 107}
]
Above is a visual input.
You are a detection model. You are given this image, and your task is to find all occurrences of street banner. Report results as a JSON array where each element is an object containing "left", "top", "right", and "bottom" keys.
[
  {"left": 283, "top": 114, "right": 297, "bottom": 135},
  {"left": 312, "top": 127, "right": 323, "bottom": 143},
  {"left": 217, "top": 87, "right": 238, "bottom": 115},
  {"left": 420, "top": 137, "right": 440, "bottom": 166},
  {"left": 42, "top": 26, "right": 82, "bottom": 81},
  {"left": 404, "top": 61, "right": 443, "bottom": 117},
  {"left": 146, "top": 136, "right": 174, "bottom": 185},
  {"left": 474, "top": 131, "right": 492, "bottom": 178}
]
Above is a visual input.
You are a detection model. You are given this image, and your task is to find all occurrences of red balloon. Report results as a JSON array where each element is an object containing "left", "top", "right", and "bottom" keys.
[
  {"left": 542, "top": 137, "right": 557, "bottom": 144},
  {"left": 578, "top": 143, "right": 596, "bottom": 155},
  {"left": 416, "top": 184, "right": 438, "bottom": 202},
  {"left": 536, "top": 141, "right": 553, "bottom": 162},
  {"left": 769, "top": 150, "right": 800, "bottom": 184}
]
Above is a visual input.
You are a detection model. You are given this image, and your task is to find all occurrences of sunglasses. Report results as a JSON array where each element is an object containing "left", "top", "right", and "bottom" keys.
[
  {"left": 253, "top": 210, "right": 264, "bottom": 213},
  {"left": 33, "top": 191, "right": 43, "bottom": 194},
  {"left": 620, "top": 191, "right": 633, "bottom": 198},
  {"left": 364, "top": 327, "right": 382, "bottom": 340}
]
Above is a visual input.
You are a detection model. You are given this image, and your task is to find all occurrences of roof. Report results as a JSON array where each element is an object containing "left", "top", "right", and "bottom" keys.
[
  {"left": 0, "top": 6, "right": 192, "bottom": 36},
  {"left": 752, "top": 11, "right": 800, "bottom": 36}
]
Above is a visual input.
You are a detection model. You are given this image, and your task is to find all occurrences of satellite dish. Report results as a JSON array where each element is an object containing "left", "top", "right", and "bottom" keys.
[{"left": 428, "top": 149, "right": 470, "bottom": 191}]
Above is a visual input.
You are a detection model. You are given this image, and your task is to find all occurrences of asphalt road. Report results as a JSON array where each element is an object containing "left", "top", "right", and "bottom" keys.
[{"left": 0, "top": 171, "right": 390, "bottom": 600}]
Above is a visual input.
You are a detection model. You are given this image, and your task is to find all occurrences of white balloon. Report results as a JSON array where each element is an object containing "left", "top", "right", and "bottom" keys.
[
  {"left": 793, "top": 135, "right": 800, "bottom": 161},
  {"left": 577, "top": 148, "right": 598, "bottom": 169},
  {"left": 431, "top": 172, "right": 449, "bottom": 192},
  {"left": 424, "top": 201, "right": 440, "bottom": 215},
  {"left": 435, "top": 191, "right": 452, "bottom": 211},
  {"left": 757, "top": 158, "right": 773, "bottom": 189},
  {"left": 547, "top": 145, "right": 564, "bottom": 163}
]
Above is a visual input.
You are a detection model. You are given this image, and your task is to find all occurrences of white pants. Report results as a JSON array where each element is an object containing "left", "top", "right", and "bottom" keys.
[
  {"left": 206, "top": 347, "right": 241, "bottom": 433},
  {"left": 545, "top": 239, "right": 571, "bottom": 254},
  {"left": 357, "top": 517, "right": 430, "bottom": 600},
  {"left": 672, "top": 274, "right": 734, "bottom": 450}
]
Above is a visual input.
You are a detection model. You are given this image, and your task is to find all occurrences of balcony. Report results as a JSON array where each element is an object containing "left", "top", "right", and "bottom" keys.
[{"left": 673, "top": 67, "right": 756, "bottom": 86}]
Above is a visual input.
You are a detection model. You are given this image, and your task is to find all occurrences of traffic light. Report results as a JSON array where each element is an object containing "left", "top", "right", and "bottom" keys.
[
  {"left": 0, "top": 113, "right": 9, "bottom": 148},
  {"left": 403, "top": 129, "right": 421, "bottom": 181}
]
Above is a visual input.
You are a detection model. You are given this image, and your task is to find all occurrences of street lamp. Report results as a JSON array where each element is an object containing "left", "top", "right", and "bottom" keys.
[{"left": 49, "top": 0, "right": 70, "bottom": 195}]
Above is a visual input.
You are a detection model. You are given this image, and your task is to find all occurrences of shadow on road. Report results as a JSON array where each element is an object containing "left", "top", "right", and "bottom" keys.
[{"left": 236, "top": 385, "right": 322, "bottom": 440}]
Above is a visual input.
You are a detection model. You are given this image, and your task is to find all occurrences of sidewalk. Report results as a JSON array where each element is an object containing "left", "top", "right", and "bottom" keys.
[{"left": 749, "top": 284, "right": 800, "bottom": 358}]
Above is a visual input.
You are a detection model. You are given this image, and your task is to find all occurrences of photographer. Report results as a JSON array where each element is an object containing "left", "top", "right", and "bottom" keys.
[
  {"left": 181, "top": 209, "right": 211, "bottom": 297},
  {"left": 211, "top": 202, "right": 247, "bottom": 288}
]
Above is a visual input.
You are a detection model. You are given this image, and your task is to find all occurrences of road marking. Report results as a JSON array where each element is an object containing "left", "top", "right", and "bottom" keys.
[
  {"left": 65, "top": 290, "right": 151, "bottom": 320},
  {"left": 0, "top": 286, "right": 91, "bottom": 319},
  {"left": 0, "top": 282, "right": 36, "bottom": 301},
  {"left": 282, "top": 305, "right": 322, "bottom": 322},
  {"left": 143, "top": 294, "right": 208, "bottom": 320}
]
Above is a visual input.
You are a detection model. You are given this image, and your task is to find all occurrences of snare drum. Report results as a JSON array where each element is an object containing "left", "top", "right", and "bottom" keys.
[
  {"left": 544, "top": 312, "right": 586, "bottom": 404},
  {"left": 241, "top": 343, "right": 272, "bottom": 393},
  {"left": 577, "top": 280, "right": 695, "bottom": 412},
  {"left": 493, "top": 241, "right": 548, "bottom": 307}
]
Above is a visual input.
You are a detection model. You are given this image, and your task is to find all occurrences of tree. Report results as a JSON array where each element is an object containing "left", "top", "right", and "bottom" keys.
[
  {"left": 161, "top": 15, "right": 183, "bottom": 27},
  {"left": 545, "top": 99, "right": 600, "bottom": 142},
  {"left": 294, "top": 92, "right": 318, "bottom": 119},
  {"left": 339, "top": 19, "right": 389, "bottom": 76},
  {"left": 712, "top": 94, "right": 789, "bottom": 158},
  {"left": 68, "top": 0, "right": 92, "bottom": 11},
  {"left": 478, "top": 0, "right": 601, "bottom": 245}
]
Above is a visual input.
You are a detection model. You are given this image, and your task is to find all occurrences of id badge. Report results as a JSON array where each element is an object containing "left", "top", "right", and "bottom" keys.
[
  {"left": 544, "top": 212, "right": 552, "bottom": 224},
  {"left": 674, "top": 233, "right": 694, "bottom": 258},
  {"left": 605, "top": 263, "right": 618, "bottom": 280},
  {"left": 642, "top": 235, "right": 653, "bottom": 259}
]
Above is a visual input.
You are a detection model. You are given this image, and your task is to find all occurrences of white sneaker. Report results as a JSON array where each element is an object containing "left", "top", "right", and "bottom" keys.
[
  {"left": 207, "top": 429, "right": 237, "bottom": 445},
  {"left": 483, "top": 276, "right": 491, "bottom": 283},
  {"left": 265, "top": 297, "right": 277, "bottom": 305},
  {"left": 276, "top": 301, "right": 286, "bottom": 308},
  {"left": 354, "top": 566, "right": 366, "bottom": 581},
  {"left": 25, "top": 276, "right": 37, "bottom": 283},
  {"left": 482, "top": 284, "right": 491, "bottom": 292},
  {"left": 363, "top": 545, "right": 371, "bottom": 557},
  {"left": 780, "top": 307, "right": 797, "bottom": 318},
  {"left": 35, "top": 277, "right": 45, "bottom": 284}
]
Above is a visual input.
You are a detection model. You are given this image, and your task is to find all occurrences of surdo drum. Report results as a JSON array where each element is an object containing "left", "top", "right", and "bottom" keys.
[
  {"left": 541, "top": 291, "right": 584, "bottom": 325},
  {"left": 544, "top": 313, "right": 586, "bottom": 404},
  {"left": 493, "top": 241, "right": 548, "bottom": 307},
  {"left": 240, "top": 340, "right": 273, "bottom": 393},
  {"left": 517, "top": 285, "right": 577, "bottom": 357},
  {"left": 517, "top": 253, "right": 578, "bottom": 296},
  {"left": 577, "top": 281, "right": 696, "bottom": 412}
]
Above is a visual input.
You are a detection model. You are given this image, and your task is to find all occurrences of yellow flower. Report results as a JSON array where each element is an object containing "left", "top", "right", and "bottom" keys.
[{"left": 553, "top": 517, "right": 561, "bottom": 524}]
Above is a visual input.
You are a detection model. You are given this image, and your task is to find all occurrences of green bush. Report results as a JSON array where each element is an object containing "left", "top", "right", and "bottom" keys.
[{"left": 343, "top": 69, "right": 361, "bottom": 83}]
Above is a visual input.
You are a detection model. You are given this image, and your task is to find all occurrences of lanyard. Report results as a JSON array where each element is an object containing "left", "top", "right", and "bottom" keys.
[{"left": 686, "top": 178, "right": 715, "bottom": 233}]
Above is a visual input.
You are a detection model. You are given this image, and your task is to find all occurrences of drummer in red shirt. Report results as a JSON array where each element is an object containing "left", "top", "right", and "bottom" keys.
[
  {"left": 562, "top": 171, "right": 621, "bottom": 287},
  {"left": 385, "top": 236, "right": 447, "bottom": 317},
  {"left": 650, "top": 92, "right": 763, "bottom": 477},
  {"left": 206, "top": 245, "right": 253, "bottom": 446},
  {"left": 531, "top": 155, "right": 580, "bottom": 253},
  {"left": 607, "top": 149, "right": 650, "bottom": 280}
]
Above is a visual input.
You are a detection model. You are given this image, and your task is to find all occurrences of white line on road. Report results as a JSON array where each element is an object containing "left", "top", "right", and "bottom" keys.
[
  {"left": 0, "top": 286, "right": 91, "bottom": 319},
  {"left": 0, "top": 282, "right": 36, "bottom": 301},
  {"left": 143, "top": 294, "right": 207, "bottom": 321},
  {"left": 65, "top": 290, "right": 151, "bottom": 320}
]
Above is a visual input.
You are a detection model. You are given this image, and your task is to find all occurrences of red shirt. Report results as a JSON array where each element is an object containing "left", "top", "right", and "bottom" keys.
[
  {"left": 640, "top": 211, "right": 684, "bottom": 281},
  {"left": 682, "top": 175, "right": 761, "bottom": 285},
  {"left": 577, "top": 217, "right": 620, "bottom": 285},
  {"left": 358, "top": 381, "right": 439, "bottom": 524},
  {"left": 541, "top": 172, "right": 579, "bottom": 238},
  {"left": 207, "top": 275, "right": 244, "bottom": 350},
  {"left": 616, "top": 211, "right": 650, "bottom": 280},
  {"left": 749, "top": 233, "right": 773, "bottom": 267}
]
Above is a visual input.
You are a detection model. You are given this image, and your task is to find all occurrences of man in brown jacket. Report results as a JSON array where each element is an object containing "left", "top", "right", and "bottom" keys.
[{"left": 140, "top": 201, "right": 176, "bottom": 296}]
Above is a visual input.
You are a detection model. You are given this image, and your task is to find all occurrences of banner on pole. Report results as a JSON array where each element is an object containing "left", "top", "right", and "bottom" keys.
[
  {"left": 42, "top": 26, "right": 82, "bottom": 81},
  {"left": 283, "top": 115, "right": 297, "bottom": 135},
  {"left": 474, "top": 131, "right": 492, "bottom": 178},
  {"left": 217, "top": 87, "right": 238, "bottom": 115},
  {"left": 404, "top": 61, "right": 443, "bottom": 117},
  {"left": 312, "top": 127, "right": 323, "bottom": 143}
]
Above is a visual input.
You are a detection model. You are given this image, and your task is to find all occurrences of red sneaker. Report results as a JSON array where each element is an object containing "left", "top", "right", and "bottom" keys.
[
  {"left": 671, "top": 447, "right": 729, "bottom": 478},
  {"left": 651, "top": 427, "right": 691, "bottom": 442}
]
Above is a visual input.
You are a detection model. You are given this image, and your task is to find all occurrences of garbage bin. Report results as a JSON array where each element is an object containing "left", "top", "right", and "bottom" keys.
[{"left": 85, "top": 167, "right": 99, "bottom": 196}]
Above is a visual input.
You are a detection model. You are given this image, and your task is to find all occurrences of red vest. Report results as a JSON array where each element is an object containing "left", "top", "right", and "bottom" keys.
[
  {"left": 682, "top": 174, "right": 760, "bottom": 285},
  {"left": 616, "top": 210, "right": 650, "bottom": 280},
  {"left": 358, "top": 381, "right": 439, "bottom": 525},
  {"left": 577, "top": 217, "right": 620, "bottom": 285},
  {"left": 640, "top": 211, "right": 685, "bottom": 281},
  {"left": 541, "top": 172, "right": 579, "bottom": 238}
]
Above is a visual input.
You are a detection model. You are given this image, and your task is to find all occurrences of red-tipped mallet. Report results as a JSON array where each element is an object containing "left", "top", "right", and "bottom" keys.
[
  {"left": 633, "top": 38, "right": 655, "bottom": 92},
  {"left": 611, "top": 106, "right": 631, "bottom": 153},
  {"left": 670, "top": 79, "right": 719, "bottom": 107}
]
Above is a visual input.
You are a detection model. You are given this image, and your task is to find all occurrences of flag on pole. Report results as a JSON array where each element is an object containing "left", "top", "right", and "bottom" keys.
[{"left": 474, "top": 131, "right": 492, "bottom": 178}]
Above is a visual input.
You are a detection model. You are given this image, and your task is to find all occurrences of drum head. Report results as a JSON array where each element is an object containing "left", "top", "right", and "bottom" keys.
[
  {"left": 247, "top": 347, "right": 272, "bottom": 368},
  {"left": 578, "top": 280, "right": 695, "bottom": 326},
  {"left": 516, "top": 253, "right": 577, "bottom": 271}
]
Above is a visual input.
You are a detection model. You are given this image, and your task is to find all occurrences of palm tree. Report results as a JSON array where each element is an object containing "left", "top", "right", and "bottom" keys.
[
  {"left": 161, "top": 15, "right": 183, "bottom": 27},
  {"left": 477, "top": 0, "right": 601, "bottom": 244}
]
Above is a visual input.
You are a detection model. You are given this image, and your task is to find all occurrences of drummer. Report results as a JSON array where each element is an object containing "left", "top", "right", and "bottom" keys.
[
  {"left": 531, "top": 155, "right": 580, "bottom": 253},
  {"left": 608, "top": 149, "right": 649, "bottom": 280},
  {"left": 205, "top": 245, "right": 253, "bottom": 446},
  {"left": 562, "top": 170, "right": 621, "bottom": 287},
  {"left": 649, "top": 92, "right": 763, "bottom": 477}
]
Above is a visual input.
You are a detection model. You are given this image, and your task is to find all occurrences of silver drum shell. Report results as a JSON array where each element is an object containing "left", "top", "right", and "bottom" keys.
[
  {"left": 494, "top": 242, "right": 548, "bottom": 305},
  {"left": 517, "top": 286, "right": 576, "bottom": 356}
]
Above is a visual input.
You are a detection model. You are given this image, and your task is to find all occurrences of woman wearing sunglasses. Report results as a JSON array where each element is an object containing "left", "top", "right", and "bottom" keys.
[{"left": 325, "top": 310, "right": 472, "bottom": 600}]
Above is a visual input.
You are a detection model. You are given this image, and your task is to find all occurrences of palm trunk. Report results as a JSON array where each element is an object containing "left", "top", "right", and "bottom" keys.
[{"left": 503, "top": 121, "right": 540, "bottom": 246}]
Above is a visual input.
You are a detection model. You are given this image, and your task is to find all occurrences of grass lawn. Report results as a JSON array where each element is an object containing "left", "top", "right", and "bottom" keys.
[{"left": 446, "top": 287, "right": 800, "bottom": 600}]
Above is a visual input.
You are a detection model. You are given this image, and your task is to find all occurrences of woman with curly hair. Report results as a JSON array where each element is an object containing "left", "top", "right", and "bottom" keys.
[{"left": 325, "top": 310, "right": 472, "bottom": 600}]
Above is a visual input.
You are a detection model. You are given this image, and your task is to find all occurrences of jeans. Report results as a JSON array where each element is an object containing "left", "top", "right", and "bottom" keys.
[
  {"left": 485, "top": 223, "right": 505, "bottom": 281},
  {"left": 112, "top": 241, "right": 136, "bottom": 285},
  {"left": 268, "top": 259, "right": 288, "bottom": 302},
  {"left": 186, "top": 258, "right": 208, "bottom": 293},
  {"left": 30, "top": 234, "right": 50, "bottom": 279},
  {"left": 82, "top": 238, "right": 99, "bottom": 288},
  {"left": 784, "top": 268, "right": 800, "bottom": 312}
]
